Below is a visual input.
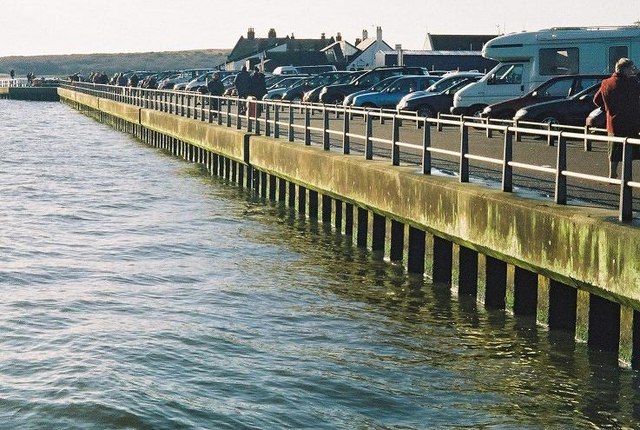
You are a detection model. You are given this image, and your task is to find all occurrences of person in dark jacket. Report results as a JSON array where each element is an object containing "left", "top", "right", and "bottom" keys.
[
  {"left": 250, "top": 66, "right": 267, "bottom": 100},
  {"left": 594, "top": 57, "right": 640, "bottom": 178},
  {"left": 233, "top": 66, "right": 251, "bottom": 113},
  {"left": 207, "top": 72, "right": 225, "bottom": 110},
  {"left": 234, "top": 66, "right": 251, "bottom": 98},
  {"left": 249, "top": 66, "right": 267, "bottom": 116}
]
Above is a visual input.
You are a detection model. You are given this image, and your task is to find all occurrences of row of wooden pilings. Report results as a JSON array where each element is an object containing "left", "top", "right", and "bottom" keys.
[{"left": 73, "top": 101, "right": 638, "bottom": 369}]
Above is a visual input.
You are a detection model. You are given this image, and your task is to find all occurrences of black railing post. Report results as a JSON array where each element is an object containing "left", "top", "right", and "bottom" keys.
[
  {"left": 584, "top": 125, "right": 592, "bottom": 151},
  {"left": 422, "top": 119, "right": 431, "bottom": 175},
  {"left": 304, "top": 107, "right": 311, "bottom": 145},
  {"left": 288, "top": 104, "right": 294, "bottom": 142},
  {"left": 343, "top": 109, "right": 350, "bottom": 154},
  {"left": 502, "top": 127, "right": 513, "bottom": 192},
  {"left": 236, "top": 100, "right": 242, "bottom": 130},
  {"left": 547, "top": 122, "right": 555, "bottom": 146},
  {"left": 365, "top": 113, "right": 373, "bottom": 160},
  {"left": 392, "top": 116, "right": 400, "bottom": 166},
  {"left": 460, "top": 123, "right": 469, "bottom": 182},
  {"left": 274, "top": 103, "right": 280, "bottom": 138},
  {"left": 555, "top": 132, "right": 567, "bottom": 205},
  {"left": 620, "top": 138, "right": 634, "bottom": 222},
  {"left": 323, "top": 107, "right": 330, "bottom": 150}
]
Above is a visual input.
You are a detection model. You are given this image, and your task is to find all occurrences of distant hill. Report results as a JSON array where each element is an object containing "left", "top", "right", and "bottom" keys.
[{"left": 0, "top": 49, "right": 231, "bottom": 77}]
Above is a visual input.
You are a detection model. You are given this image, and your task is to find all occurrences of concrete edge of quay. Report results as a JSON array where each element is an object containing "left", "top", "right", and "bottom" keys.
[
  {"left": 0, "top": 86, "right": 59, "bottom": 101},
  {"left": 57, "top": 87, "right": 640, "bottom": 366}
]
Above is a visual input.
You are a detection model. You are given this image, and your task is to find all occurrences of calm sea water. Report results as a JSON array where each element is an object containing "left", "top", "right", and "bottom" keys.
[{"left": 1, "top": 99, "right": 639, "bottom": 429}]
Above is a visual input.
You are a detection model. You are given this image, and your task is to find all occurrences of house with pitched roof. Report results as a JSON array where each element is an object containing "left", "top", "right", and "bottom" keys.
[
  {"left": 320, "top": 33, "right": 360, "bottom": 70},
  {"left": 224, "top": 28, "right": 336, "bottom": 72},
  {"left": 346, "top": 27, "right": 393, "bottom": 70}
]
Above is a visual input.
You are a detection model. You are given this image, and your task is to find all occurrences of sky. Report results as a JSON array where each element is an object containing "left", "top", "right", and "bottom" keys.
[{"left": 1, "top": 0, "right": 639, "bottom": 57}]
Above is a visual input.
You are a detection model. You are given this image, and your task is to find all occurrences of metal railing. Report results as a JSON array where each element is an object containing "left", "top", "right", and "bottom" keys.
[
  {"left": 62, "top": 82, "right": 640, "bottom": 222},
  {"left": 0, "top": 78, "right": 29, "bottom": 87}
]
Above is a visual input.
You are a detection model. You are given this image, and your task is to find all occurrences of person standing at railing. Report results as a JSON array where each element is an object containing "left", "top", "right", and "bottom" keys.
[
  {"left": 9, "top": 69, "right": 14, "bottom": 85},
  {"left": 234, "top": 66, "right": 251, "bottom": 114},
  {"left": 207, "top": 72, "right": 224, "bottom": 112},
  {"left": 594, "top": 57, "right": 640, "bottom": 179},
  {"left": 249, "top": 66, "right": 267, "bottom": 116}
]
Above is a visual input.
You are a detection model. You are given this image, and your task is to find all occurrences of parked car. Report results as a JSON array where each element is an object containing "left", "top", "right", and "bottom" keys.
[
  {"left": 185, "top": 71, "right": 235, "bottom": 92},
  {"left": 342, "top": 75, "right": 406, "bottom": 106},
  {"left": 303, "top": 71, "right": 365, "bottom": 103},
  {"left": 263, "top": 76, "right": 307, "bottom": 100},
  {"left": 395, "top": 72, "right": 484, "bottom": 111},
  {"left": 281, "top": 71, "right": 355, "bottom": 102},
  {"left": 351, "top": 75, "right": 440, "bottom": 109},
  {"left": 396, "top": 71, "right": 485, "bottom": 108},
  {"left": 158, "top": 69, "right": 210, "bottom": 90},
  {"left": 481, "top": 74, "right": 608, "bottom": 120},
  {"left": 512, "top": 82, "right": 602, "bottom": 126},
  {"left": 396, "top": 76, "right": 482, "bottom": 117},
  {"left": 318, "top": 66, "right": 426, "bottom": 104}
]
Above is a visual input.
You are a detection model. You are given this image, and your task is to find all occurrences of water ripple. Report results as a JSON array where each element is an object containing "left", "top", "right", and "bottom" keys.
[{"left": 0, "top": 100, "right": 637, "bottom": 429}]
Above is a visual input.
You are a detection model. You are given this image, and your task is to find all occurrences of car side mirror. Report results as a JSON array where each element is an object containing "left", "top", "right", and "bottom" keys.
[
  {"left": 531, "top": 91, "right": 538, "bottom": 97},
  {"left": 488, "top": 74, "right": 496, "bottom": 84}
]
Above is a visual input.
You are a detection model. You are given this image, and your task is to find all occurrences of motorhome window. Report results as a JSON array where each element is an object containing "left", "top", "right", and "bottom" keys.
[
  {"left": 489, "top": 64, "right": 524, "bottom": 85},
  {"left": 609, "top": 46, "right": 628, "bottom": 72},
  {"left": 539, "top": 48, "right": 579, "bottom": 75}
]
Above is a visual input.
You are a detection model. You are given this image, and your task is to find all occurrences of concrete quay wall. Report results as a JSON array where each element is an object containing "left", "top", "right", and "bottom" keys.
[
  {"left": 58, "top": 87, "right": 640, "bottom": 365},
  {"left": 0, "top": 86, "right": 59, "bottom": 101},
  {"left": 249, "top": 135, "right": 640, "bottom": 307}
]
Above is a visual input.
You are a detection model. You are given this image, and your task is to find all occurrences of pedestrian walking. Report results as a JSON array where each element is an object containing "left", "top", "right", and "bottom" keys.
[
  {"left": 593, "top": 57, "right": 640, "bottom": 178},
  {"left": 233, "top": 66, "right": 251, "bottom": 113},
  {"left": 250, "top": 66, "right": 267, "bottom": 116}
]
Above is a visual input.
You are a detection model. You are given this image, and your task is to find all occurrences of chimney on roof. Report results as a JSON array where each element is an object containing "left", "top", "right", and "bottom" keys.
[
  {"left": 247, "top": 27, "right": 255, "bottom": 40},
  {"left": 355, "top": 38, "right": 361, "bottom": 46},
  {"left": 321, "top": 32, "right": 326, "bottom": 40},
  {"left": 376, "top": 26, "right": 382, "bottom": 41},
  {"left": 362, "top": 29, "right": 368, "bottom": 40},
  {"left": 291, "top": 33, "right": 295, "bottom": 39},
  {"left": 268, "top": 28, "right": 276, "bottom": 39},
  {"left": 336, "top": 32, "right": 342, "bottom": 41}
]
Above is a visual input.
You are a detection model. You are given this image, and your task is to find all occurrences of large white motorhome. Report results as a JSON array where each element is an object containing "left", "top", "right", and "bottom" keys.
[{"left": 451, "top": 26, "right": 640, "bottom": 116}]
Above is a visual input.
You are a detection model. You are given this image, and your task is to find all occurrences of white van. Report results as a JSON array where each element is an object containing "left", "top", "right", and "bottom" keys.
[{"left": 451, "top": 26, "right": 640, "bottom": 116}]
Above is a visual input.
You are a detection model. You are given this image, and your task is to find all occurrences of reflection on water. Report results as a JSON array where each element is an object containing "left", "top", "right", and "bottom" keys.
[{"left": 0, "top": 100, "right": 639, "bottom": 429}]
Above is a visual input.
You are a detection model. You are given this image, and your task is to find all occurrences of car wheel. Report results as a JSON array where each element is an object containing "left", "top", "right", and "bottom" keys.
[
  {"left": 292, "top": 95, "right": 302, "bottom": 103},
  {"left": 417, "top": 105, "right": 435, "bottom": 118},
  {"left": 538, "top": 114, "right": 560, "bottom": 126}
]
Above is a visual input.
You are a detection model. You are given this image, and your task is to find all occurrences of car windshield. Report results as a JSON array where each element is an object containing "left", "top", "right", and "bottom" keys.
[
  {"left": 426, "top": 75, "right": 475, "bottom": 93},
  {"left": 337, "top": 72, "right": 363, "bottom": 84},
  {"left": 365, "top": 76, "right": 402, "bottom": 92},
  {"left": 270, "top": 77, "right": 302, "bottom": 89},
  {"left": 441, "top": 77, "right": 480, "bottom": 94},
  {"left": 384, "top": 76, "right": 426, "bottom": 93}
]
